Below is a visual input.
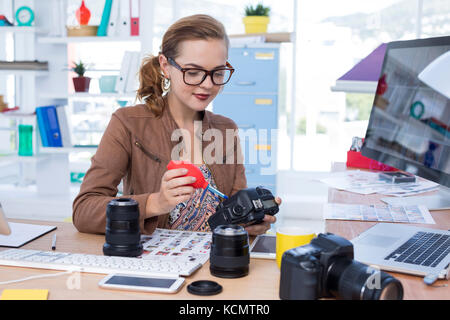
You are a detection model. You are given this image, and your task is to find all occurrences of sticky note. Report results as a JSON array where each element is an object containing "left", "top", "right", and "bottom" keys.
[{"left": 0, "top": 289, "right": 49, "bottom": 300}]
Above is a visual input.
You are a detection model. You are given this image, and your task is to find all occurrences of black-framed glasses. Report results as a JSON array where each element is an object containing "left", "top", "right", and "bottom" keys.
[{"left": 167, "top": 57, "right": 235, "bottom": 86}]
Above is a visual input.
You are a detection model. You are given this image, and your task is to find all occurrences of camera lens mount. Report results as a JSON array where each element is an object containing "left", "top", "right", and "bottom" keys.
[{"left": 232, "top": 205, "right": 244, "bottom": 216}]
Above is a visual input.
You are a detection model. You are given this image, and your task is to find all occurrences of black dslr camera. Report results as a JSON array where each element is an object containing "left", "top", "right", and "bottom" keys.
[
  {"left": 279, "top": 233, "right": 403, "bottom": 300},
  {"left": 207, "top": 187, "right": 279, "bottom": 230}
]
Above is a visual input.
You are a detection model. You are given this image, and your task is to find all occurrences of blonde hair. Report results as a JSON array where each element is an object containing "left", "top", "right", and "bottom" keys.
[{"left": 137, "top": 14, "right": 230, "bottom": 117}]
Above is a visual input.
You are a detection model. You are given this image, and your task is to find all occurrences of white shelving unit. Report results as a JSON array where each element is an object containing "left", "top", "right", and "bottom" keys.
[
  {"left": 0, "top": 0, "right": 155, "bottom": 220},
  {"left": 0, "top": 70, "right": 48, "bottom": 76},
  {"left": 39, "top": 146, "right": 98, "bottom": 154},
  {"left": 37, "top": 36, "right": 143, "bottom": 44},
  {"left": 68, "top": 92, "right": 137, "bottom": 99},
  {"left": 0, "top": 26, "right": 38, "bottom": 34}
]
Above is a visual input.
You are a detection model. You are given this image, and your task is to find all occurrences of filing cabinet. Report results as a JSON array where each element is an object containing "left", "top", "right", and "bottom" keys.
[{"left": 213, "top": 44, "right": 280, "bottom": 194}]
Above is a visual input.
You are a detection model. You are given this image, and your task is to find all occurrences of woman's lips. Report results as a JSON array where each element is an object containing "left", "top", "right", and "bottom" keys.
[{"left": 193, "top": 93, "right": 210, "bottom": 101}]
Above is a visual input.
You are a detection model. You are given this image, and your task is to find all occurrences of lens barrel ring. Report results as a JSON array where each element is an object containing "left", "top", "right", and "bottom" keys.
[
  {"left": 209, "top": 225, "right": 250, "bottom": 279},
  {"left": 334, "top": 260, "right": 403, "bottom": 300},
  {"left": 103, "top": 198, "right": 143, "bottom": 257}
]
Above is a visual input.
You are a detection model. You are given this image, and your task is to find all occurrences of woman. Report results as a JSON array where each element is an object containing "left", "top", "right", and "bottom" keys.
[{"left": 72, "top": 14, "right": 281, "bottom": 236}]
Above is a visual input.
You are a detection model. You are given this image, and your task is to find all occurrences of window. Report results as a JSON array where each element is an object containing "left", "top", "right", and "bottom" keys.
[{"left": 292, "top": 0, "right": 427, "bottom": 171}]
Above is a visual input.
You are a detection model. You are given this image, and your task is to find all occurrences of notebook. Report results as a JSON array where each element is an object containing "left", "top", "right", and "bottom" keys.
[
  {"left": 0, "top": 203, "right": 56, "bottom": 247},
  {"left": 0, "top": 222, "right": 56, "bottom": 248}
]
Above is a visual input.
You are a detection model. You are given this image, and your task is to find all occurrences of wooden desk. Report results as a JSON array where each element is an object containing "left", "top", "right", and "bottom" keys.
[
  {"left": 1, "top": 192, "right": 448, "bottom": 300},
  {"left": 327, "top": 187, "right": 450, "bottom": 300},
  {"left": 0, "top": 219, "right": 281, "bottom": 300}
]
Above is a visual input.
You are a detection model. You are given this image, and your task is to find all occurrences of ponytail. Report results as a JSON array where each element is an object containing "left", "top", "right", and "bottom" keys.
[{"left": 137, "top": 55, "right": 166, "bottom": 117}]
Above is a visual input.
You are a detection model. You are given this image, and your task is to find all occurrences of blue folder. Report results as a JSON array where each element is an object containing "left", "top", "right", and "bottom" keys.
[
  {"left": 36, "top": 106, "right": 63, "bottom": 147},
  {"left": 35, "top": 107, "right": 49, "bottom": 147}
]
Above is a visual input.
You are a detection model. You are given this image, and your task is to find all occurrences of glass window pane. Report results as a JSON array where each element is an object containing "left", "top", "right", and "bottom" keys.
[
  {"left": 421, "top": 0, "right": 450, "bottom": 37},
  {"left": 293, "top": 0, "right": 418, "bottom": 171}
]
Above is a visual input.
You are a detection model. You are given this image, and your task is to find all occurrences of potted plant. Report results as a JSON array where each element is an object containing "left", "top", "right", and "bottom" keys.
[
  {"left": 71, "top": 60, "right": 90, "bottom": 92},
  {"left": 243, "top": 3, "right": 270, "bottom": 34}
]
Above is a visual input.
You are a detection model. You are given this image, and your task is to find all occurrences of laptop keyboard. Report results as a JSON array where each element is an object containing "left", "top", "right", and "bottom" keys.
[{"left": 384, "top": 232, "right": 450, "bottom": 267}]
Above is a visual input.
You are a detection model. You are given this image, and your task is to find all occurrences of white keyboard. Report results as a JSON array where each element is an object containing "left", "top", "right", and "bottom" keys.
[{"left": 0, "top": 249, "right": 202, "bottom": 277}]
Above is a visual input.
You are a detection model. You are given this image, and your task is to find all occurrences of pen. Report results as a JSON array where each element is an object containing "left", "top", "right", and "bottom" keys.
[
  {"left": 51, "top": 234, "right": 57, "bottom": 251},
  {"left": 207, "top": 184, "right": 228, "bottom": 199}
]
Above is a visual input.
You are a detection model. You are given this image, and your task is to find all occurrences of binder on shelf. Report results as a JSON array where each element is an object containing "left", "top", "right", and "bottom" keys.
[
  {"left": 118, "top": 0, "right": 131, "bottom": 37},
  {"left": 56, "top": 106, "right": 72, "bottom": 148},
  {"left": 130, "top": 0, "right": 140, "bottom": 36},
  {"left": 115, "top": 51, "right": 133, "bottom": 93},
  {"left": 35, "top": 106, "right": 63, "bottom": 148},
  {"left": 35, "top": 107, "right": 50, "bottom": 147},
  {"left": 49, "top": 0, "right": 63, "bottom": 36},
  {"left": 107, "top": 0, "right": 120, "bottom": 37},
  {"left": 59, "top": 0, "right": 67, "bottom": 36},
  {"left": 97, "top": 0, "right": 113, "bottom": 36},
  {"left": 125, "top": 52, "right": 141, "bottom": 93},
  {"left": 44, "top": 106, "right": 63, "bottom": 147}
]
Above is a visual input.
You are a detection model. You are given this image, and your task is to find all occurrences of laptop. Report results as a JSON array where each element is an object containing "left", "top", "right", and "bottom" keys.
[{"left": 352, "top": 223, "right": 450, "bottom": 280}]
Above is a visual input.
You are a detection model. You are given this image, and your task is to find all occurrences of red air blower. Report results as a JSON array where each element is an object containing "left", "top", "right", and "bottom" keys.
[{"left": 166, "top": 160, "right": 228, "bottom": 199}]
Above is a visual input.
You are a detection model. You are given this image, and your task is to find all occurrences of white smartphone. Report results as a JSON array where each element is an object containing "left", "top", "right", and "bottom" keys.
[
  {"left": 98, "top": 273, "right": 185, "bottom": 294},
  {"left": 249, "top": 234, "right": 276, "bottom": 259}
]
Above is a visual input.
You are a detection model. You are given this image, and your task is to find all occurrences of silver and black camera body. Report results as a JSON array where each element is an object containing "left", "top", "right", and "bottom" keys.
[
  {"left": 207, "top": 187, "right": 279, "bottom": 230},
  {"left": 279, "top": 233, "right": 404, "bottom": 300}
]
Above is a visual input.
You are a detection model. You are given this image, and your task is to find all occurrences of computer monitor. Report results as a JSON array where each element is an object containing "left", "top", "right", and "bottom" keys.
[{"left": 361, "top": 36, "right": 450, "bottom": 210}]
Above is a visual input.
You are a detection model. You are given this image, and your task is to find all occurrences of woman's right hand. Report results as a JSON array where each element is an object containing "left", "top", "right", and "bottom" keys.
[{"left": 146, "top": 168, "right": 196, "bottom": 217}]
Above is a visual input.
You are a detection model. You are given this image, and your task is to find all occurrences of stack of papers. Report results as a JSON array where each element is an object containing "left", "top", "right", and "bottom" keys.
[
  {"left": 323, "top": 203, "right": 435, "bottom": 224},
  {"left": 319, "top": 171, "right": 439, "bottom": 197}
]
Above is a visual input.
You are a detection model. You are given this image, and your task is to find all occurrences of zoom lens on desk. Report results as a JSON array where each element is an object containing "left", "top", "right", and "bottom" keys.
[
  {"left": 210, "top": 225, "right": 250, "bottom": 278},
  {"left": 103, "top": 198, "right": 143, "bottom": 257}
]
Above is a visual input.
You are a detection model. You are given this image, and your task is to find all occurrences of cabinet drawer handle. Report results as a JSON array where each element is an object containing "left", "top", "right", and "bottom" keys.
[
  {"left": 254, "top": 98, "right": 273, "bottom": 105},
  {"left": 235, "top": 81, "right": 256, "bottom": 86},
  {"left": 255, "top": 144, "right": 271, "bottom": 151},
  {"left": 255, "top": 52, "right": 275, "bottom": 60}
]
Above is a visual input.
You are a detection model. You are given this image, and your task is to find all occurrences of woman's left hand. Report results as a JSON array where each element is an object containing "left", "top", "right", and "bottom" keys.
[{"left": 245, "top": 196, "right": 282, "bottom": 236}]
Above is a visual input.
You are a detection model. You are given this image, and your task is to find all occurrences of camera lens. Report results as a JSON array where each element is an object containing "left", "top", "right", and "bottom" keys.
[
  {"left": 210, "top": 225, "right": 250, "bottom": 278},
  {"left": 103, "top": 198, "right": 143, "bottom": 257},
  {"left": 232, "top": 205, "right": 244, "bottom": 216},
  {"left": 327, "top": 259, "right": 403, "bottom": 300}
]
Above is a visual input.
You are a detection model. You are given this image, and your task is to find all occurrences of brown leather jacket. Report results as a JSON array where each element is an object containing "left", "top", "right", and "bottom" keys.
[{"left": 72, "top": 104, "right": 247, "bottom": 234}]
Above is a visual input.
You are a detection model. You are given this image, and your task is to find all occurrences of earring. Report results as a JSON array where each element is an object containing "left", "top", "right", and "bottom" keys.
[{"left": 161, "top": 76, "right": 171, "bottom": 96}]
